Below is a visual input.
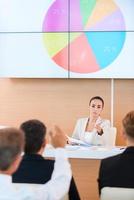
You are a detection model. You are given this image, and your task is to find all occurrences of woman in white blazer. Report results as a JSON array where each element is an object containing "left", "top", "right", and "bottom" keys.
[{"left": 72, "top": 96, "right": 110, "bottom": 146}]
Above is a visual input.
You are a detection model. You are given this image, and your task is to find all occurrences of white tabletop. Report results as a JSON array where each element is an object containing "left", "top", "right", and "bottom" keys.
[
  {"left": 43, "top": 144, "right": 125, "bottom": 159},
  {"left": 0, "top": 125, "right": 7, "bottom": 129}
]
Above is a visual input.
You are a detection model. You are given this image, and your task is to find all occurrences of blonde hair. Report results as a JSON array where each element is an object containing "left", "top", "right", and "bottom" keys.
[{"left": 122, "top": 111, "right": 134, "bottom": 139}]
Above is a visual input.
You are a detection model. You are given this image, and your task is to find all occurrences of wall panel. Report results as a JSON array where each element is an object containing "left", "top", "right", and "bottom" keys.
[
  {"left": 114, "top": 79, "right": 134, "bottom": 145},
  {"left": 0, "top": 79, "right": 111, "bottom": 136},
  {"left": 0, "top": 78, "right": 134, "bottom": 145}
]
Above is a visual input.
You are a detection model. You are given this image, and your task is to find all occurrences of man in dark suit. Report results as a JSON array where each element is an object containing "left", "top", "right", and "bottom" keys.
[
  {"left": 12, "top": 119, "right": 80, "bottom": 200},
  {"left": 98, "top": 110, "right": 134, "bottom": 195}
]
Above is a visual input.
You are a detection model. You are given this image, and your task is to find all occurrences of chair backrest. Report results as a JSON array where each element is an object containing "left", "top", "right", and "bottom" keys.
[
  {"left": 100, "top": 187, "right": 134, "bottom": 200},
  {"left": 13, "top": 183, "right": 69, "bottom": 200},
  {"left": 109, "top": 127, "right": 117, "bottom": 146},
  {"left": 105, "top": 127, "right": 117, "bottom": 147}
]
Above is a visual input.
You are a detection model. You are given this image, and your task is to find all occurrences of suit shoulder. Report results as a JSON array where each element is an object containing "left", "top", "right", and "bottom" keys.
[
  {"left": 101, "top": 153, "right": 121, "bottom": 166},
  {"left": 77, "top": 117, "right": 88, "bottom": 122},
  {"left": 42, "top": 159, "right": 55, "bottom": 165}
]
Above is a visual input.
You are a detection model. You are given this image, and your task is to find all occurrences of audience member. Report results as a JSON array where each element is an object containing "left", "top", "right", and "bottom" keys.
[
  {"left": 98, "top": 110, "right": 134, "bottom": 195},
  {"left": 0, "top": 126, "right": 71, "bottom": 199},
  {"left": 12, "top": 119, "right": 80, "bottom": 200}
]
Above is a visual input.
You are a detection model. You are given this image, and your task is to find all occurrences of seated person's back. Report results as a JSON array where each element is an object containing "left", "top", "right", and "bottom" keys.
[
  {"left": 98, "top": 110, "right": 134, "bottom": 196},
  {"left": 12, "top": 119, "right": 80, "bottom": 200},
  {"left": 0, "top": 126, "right": 72, "bottom": 200}
]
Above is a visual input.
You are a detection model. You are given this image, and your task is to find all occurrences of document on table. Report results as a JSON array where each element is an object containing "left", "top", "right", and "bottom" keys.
[{"left": 67, "top": 136, "right": 91, "bottom": 147}]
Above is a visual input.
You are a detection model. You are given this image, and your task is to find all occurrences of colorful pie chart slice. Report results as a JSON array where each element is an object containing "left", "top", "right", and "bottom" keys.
[{"left": 43, "top": 0, "right": 126, "bottom": 73}]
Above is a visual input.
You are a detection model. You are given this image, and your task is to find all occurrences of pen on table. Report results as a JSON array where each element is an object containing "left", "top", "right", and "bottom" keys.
[{"left": 120, "top": 147, "right": 125, "bottom": 150}]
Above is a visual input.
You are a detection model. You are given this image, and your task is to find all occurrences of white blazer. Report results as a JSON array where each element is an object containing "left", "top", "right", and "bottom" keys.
[{"left": 72, "top": 117, "right": 110, "bottom": 145}]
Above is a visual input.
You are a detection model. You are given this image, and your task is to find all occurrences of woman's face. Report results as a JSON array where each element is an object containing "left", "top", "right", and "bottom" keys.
[{"left": 89, "top": 99, "right": 103, "bottom": 118}]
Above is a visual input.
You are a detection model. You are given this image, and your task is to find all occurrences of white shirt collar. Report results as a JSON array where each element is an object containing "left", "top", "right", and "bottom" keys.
[
  {"left": 88, "top": 116, "right": 102, "bottom": 124},
  {"left": 0, "top": 174, "right": 12, "bottom": 184}
]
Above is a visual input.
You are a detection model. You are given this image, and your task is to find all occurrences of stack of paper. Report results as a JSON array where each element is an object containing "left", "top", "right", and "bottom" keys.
[{"left": 67, "top": 136, "right": 91, "bottom": 147}]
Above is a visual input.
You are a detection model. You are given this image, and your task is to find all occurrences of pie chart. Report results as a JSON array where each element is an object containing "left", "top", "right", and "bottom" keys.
[{"left": 42, "top": 0, "right": 126, "bottom": 73}]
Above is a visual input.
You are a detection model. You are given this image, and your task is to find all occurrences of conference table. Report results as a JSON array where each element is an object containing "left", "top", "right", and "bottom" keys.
[{"left": 43, "top": 145, "right": 125, "bottom": 200}]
